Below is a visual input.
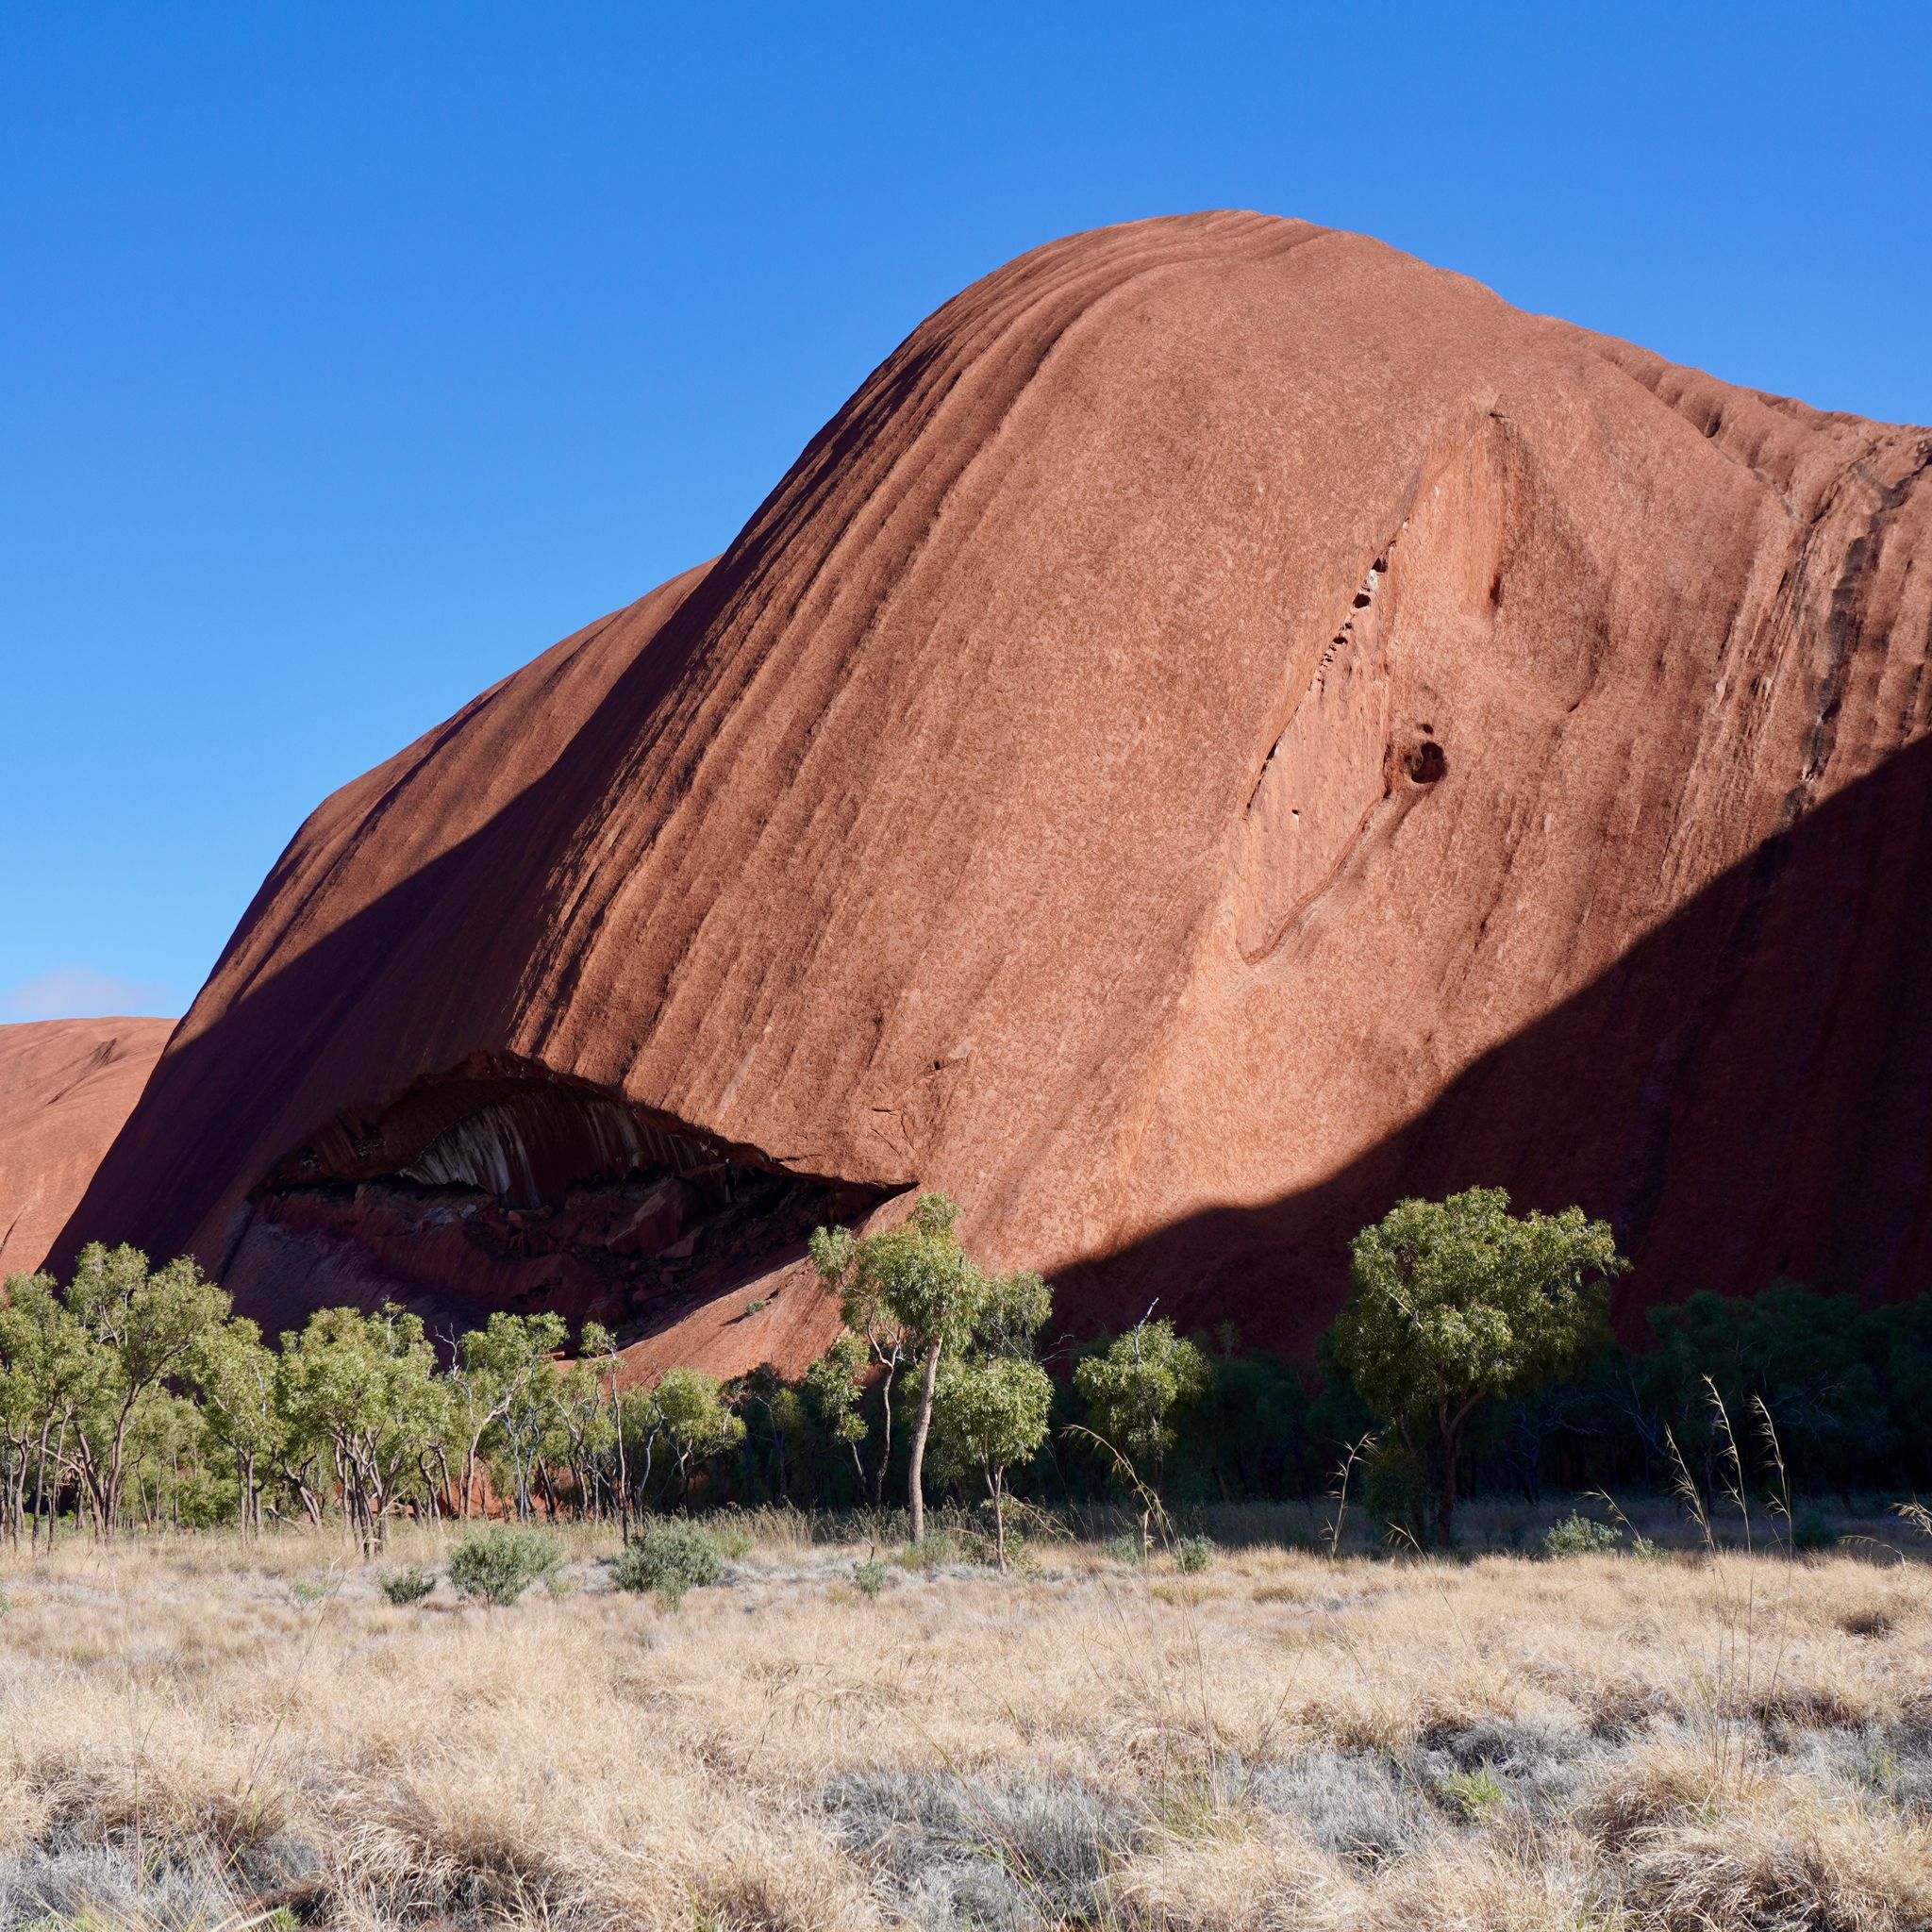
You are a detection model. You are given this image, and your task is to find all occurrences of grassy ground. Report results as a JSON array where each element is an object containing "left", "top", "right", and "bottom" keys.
[{"left": 3, "top": 1505, "right": 1931, "bottom": 1930}]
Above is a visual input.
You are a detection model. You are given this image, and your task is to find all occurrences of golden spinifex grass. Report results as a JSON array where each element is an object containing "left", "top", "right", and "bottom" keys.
[{"left": 3, "top": 1515, "right": 1931, "bottom": 1930}]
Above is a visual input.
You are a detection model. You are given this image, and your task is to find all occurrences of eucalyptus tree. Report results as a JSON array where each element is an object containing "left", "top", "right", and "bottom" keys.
[
  {"left": 812, "top": 1194, "right": 1056, "bottom": 1544},
  {"left": 275, "top": 1304, "right": 441, "bottom": 1555},
  {"left": 1331, "top": 1188, "right": 1624, "bottom": 1544},
  {"left": 1074, "top": 1317, "right": 1210, "bottom": 1552},
  {"left": 652, "top": 1367, "right": 744, "bottom": 1507},
  {"left": 193, "top": 1315, "right": 281, "bottom": 1540},
  {"left": 454, "top": 1310, "right": 569, "bottom": 1521},
  {"left": 60, "top": 1244, "right": 231, "bottom": 1542},
  {"left": 931, "top": 1275, "right": 1053, "bottom": 1572}
]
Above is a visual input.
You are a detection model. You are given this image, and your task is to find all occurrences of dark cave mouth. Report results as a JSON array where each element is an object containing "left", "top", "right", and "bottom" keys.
[{"left": 250, "top": 1062, "right": 889, "bottom": 1338}]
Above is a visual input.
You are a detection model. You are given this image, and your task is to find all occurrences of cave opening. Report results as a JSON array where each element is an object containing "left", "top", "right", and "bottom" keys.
[{"left": 248, "top": 1061, "right": 889, "bottom": 1341}]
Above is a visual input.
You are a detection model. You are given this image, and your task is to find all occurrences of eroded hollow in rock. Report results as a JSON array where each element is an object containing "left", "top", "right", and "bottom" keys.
[
  {"left": 240, "top": 1059, "right": 888, "bottom": 1343},
  {"left": 1406, "top": 740, "right": 1448, "bottom": 784}
]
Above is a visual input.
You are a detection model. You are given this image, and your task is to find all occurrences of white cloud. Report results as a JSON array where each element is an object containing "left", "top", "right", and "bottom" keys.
[{"left": 0, "top": 968, "right": 176, "bottom": 1022}]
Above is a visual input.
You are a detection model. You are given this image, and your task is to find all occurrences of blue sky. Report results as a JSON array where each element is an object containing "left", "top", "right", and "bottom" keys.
[{"left": 4, "top": 3, "right": 1927, "bottom": 1022}]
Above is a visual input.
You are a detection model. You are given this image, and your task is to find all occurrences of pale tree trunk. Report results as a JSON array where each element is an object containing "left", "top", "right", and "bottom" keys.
[{"left": 906, "top": 1338, "right": 944, "bottom": 1546}]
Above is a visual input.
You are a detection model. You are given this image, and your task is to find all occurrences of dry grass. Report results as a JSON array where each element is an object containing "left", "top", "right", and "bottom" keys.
[{"left": 3, "top": 1513, "right": 1932, "bottom": 1929}]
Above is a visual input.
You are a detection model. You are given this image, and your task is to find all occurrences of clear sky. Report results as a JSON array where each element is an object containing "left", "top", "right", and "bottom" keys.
[{"left": 4, "top": 3, "right": 1927, "bottom": 1023}]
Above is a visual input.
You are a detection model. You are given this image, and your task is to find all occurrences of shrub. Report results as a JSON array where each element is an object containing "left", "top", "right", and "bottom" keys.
[
  {"left": 612, "top": 1522, "right": 724, "bottom": 1606},
  {"left": 1439, "top": 1764, "right": 1507, "bottom": 1821},
  {"left": 854, "top": 1557, "right": 889, "bottom": 1597},
  {"left": 1543, "top": 1511, "right": 1621, "bottom": 1557},
  {"left": 377, "top": 1563, "right": 437, "bottom": 1606},
  {"left": 1105, "top": 1534, "right": 1145, "bottom": 1566},
  {"left": 1173, "top": 1534, "right": 1217, "bottom": 1574},
  {"left": 447, "top": 1526, "right": 561, "bottom": 1606},
  {"left": 891, "top": 1530, "right": 958, "bottom": 1571}
]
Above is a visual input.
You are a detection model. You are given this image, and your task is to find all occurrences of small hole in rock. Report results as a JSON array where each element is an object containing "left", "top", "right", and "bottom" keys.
[{"left": 1407, "top": 741, "right": 1448, "bottom": 784}]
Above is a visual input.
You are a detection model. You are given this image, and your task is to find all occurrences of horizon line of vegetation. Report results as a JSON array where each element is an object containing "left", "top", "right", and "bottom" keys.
[{"left": 3, "top": 1186, "right": 1926, "bottom": 1562}]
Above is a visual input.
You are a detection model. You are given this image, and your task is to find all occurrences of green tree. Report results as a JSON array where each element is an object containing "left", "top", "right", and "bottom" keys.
[
  {"left": 1074, "top": 1317, "right": 1209, "bottom": 1551},
  {"left": 60, "top": 1244, "right": 230, "bottom": 1541},
  {"left": 1332, "top": 1188, "right": 1624, "bottom": 1545},
  {"left": 275, "top": 1305, "right": 441, "bottom": 1555},
  {"left": 0, "top": 1273, "right": 85, "bottom": 1549},
  {"left": 456, "top": 1311, "right": 569, "bottom": 1521},
  {"left": 576, "top": 1321, "right": 631, "bottom": 1533},
  {"left": 651, "top": 1366, "right": 744, "bottom": 1506},
  {"left": 932, "top": 1356, "right": 1053, "bottom": 1571},
  {"left": 811, "top": 1194, "right": 1038, "bottom": 1544},
  {"left": 808, "top": 1223, "right": 908, "bottom": 1508},
  {"left": 193, "top": 1315, "right": 281, "bottom": 1540},
  {"left": 801, "top": 1330, "right": 871, "bottom": 1494}
]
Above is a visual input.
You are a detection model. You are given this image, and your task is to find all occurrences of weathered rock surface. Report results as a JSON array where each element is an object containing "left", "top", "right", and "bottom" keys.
[
  {"left": 58, "top": 214, "right": 1932, "bottom": 1369},
  {"left": 2, "top": 1018, "right": 171, "bottom": 1276}
]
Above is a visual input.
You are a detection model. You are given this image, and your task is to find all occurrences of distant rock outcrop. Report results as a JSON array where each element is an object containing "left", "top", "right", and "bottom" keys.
[
  {"left": 58, "top": 214, "right": 1932, "bottom": 1372},
  {"left": 2, "top": 1018, "right": 171, "bottom": 1276}
]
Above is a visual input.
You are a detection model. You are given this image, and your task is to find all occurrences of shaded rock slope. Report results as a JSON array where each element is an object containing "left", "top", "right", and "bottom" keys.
[
  {"left": 2, "top": 1018, "right": 171, "bottom": 1277},
  {"left": 58, "top": 213, "right": 1932, "bottom": 1371}
]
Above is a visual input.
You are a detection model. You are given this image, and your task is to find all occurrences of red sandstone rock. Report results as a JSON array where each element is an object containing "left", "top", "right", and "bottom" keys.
[
  {"left": 2, "top": 1018, "right": 171, "bottom": 1276},
  {"left": 57, "top": 215, "right": 1932, "bottom": 1372}
]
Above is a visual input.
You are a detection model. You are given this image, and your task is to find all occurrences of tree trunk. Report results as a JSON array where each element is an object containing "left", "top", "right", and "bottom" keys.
[
  {"left": 873, "top": 1360, "right": 897, "bottom": 1508},
  {"left": 31, "top": 1415, "right": 54, "bottom": 1554},
  {"left": 990, "top": 1470, "right": 1007, "bottom": 1574},
  {"left": 907, "top": 1338, "right": 944, "bottom": 1545},
  {"left": 1436, "top": 1431, "right": 1458, "bottom": 1547}
]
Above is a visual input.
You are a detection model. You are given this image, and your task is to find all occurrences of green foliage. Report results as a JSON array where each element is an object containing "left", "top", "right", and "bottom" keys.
[
  {"left": 811, "top": 1192, "right": 1052, "bottom": 1546},
  {"left": 277, "top": 1304, "right": 442, "bottom": 1555},
  {"left": 930, "top": 1324, "right": 1054, "bottom": 1570},
  {"left": 1542, "top": 1511, "right": 1621, "bottom": 1557},
  {"left": 447, "top": 1525, "right": 561, "bottom": 1605},
  {"left": 377, "top": 1563, "right": 438, "bottom": 1605},
  {"left": 1105, "top": 1533, "right": 1145, "bottom": 1566},
  {"left": 455, "top": 1310, "right": 570, "bottom": 1521},
  {"left": 1173, "top": 1534, "right": 1216, "bottom": 1574},
  {"left": 1332, "top": 1189, "right": 1624, "bottom": 1543},
  {"left": 1074, "top": 1320, "right": 1210, "bottom": 1491},
  {"left": 379, "top": 1563, "right": 438, "bottom": 1604},
  {"left": 853, "top": 1557, "right": 888, "bottom": 1597},
  {"left": 613, "top": 1521, "right": 724, "bottom": 1604},
  {"left": 1644, "top": 1285, "right": 1926, "bottom": 1498},
  {"left": 1189, "top": 1335, "right": 1317, "bottom": 1500},
  {"left": 1439, "top": 1765, "right": 1507, "bottom": 1821},
  {"left": 891, "top": 1529, "right": 958, "bottom": 1570},
  {"left": 650, "top": 1367, "right": 746, "bottom": 1504}
]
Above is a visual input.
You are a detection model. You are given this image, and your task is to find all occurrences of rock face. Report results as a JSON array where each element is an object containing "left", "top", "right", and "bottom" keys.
[
  {"left": 2, "top": 1018, "right": 171, "bottom": 1276},
  {"left": 58, "top": 213, "right": 1932, "bottom": 1372}
]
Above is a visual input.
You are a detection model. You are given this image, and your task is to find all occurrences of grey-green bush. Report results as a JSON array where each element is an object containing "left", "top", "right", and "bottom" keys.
[
  {"left": 377, "top": 1563, "right": 437, "bottom": 1606},
  {"left": 1542, "top": 1511, "right": 1620, "bottom": 1557},
  {"left": 854, "top": 1557, "right": 888, "bottom": 1597},
  {"left": 612, "top": 1522, "right": 724, "bottom": 1605},
  {"left": 1173, "top": 1534, "right": 1217, "bottom": 1574},
  {"left": 446, "top": 1526, "right": 561, "bottom": 1606}
]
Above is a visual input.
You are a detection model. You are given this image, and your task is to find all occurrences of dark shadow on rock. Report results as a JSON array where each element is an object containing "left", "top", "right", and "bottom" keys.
[{"left": 1059, "top": 733, "right": 1932, "bottom": 1358}]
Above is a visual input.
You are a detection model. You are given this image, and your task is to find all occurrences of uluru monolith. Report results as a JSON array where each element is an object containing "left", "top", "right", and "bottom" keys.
[
  {"left": 2, "top": 1017, "right": 171, "bottom": 1276},
  {"left": 56, "top": 213, "right": 1932, "bottom": 1374}
]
